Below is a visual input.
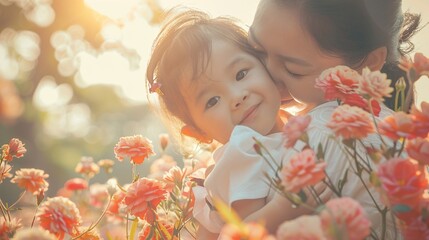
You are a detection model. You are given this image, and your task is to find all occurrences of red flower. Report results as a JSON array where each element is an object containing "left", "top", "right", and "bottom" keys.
[
  {"left": 37, "top": 197, "right": 82, "bottom": 239},
  {"left": 123, "top": 178, "right": 167, "bottom": 222},
  {"left": 377, "top": 158, "right": 428, "bottom": 207},
  {"left": 114, "top": 135, "right": 155, "bottom": 165},
  {"left": 280, "top": 149, "right": 327, "bottom": 193},
  {"left": 11, "top": 168, "right": 49, "bottom": 195},
  {"left": 327, "top": 104, "right": 375, "bottom": 140},
  {"left": 64, "top": 178, "right": 88, "bottom": 191},
  {"left": 2, "top": 138, "right": 26, "bottom": 162}
]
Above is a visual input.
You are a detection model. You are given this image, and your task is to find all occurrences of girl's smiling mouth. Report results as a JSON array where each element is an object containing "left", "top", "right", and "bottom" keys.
[{"left": 239, "top": 103, "right": 260, "bottom": 124}]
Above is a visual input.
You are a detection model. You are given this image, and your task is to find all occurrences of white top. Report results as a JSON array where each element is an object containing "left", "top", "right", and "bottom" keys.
[
  {"left": 304, "top": 101, "right": 399, "bottom": 239},
  {"left": 193, "top": 125, "right": 292, "bottom": 233},
  {"left": 193, "top": 101, "right": 399, "bottom": 238}
]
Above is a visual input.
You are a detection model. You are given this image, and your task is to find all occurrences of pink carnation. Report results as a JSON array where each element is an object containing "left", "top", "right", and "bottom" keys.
[
  {"left": 123, "top": 178, "right": 167, "bottom": 222},
  {"left": 11, "top": 168, "right": 49, "bottom": 195},
  {"left": 320, "top": 197, "right": 371, "bottom": 240},
  {"left": 327, "top": 104, "right": 375, "bottom": 140},
  {"left": 11, "top": 227, "right": 56, "bottom": 240},
  {"left": 315, "top": 65, "right": 361, "bottom": 101},
  {"left": 401, "top": 218, "right": 429, "bottom": 240},
  {"left": 358, "top": 67, "right": 393, "bottom": 102},
  {"left": 410, "top": 101, "right": 429, "bottom": 137},
  {"left": 401, "top": 52, "right": 429, "bottom": 76},
  {"left": 282, "top": 115, "right": 311, "bottom": 148},
  {"left": 0, "top": 162, "right": 12, "bottom": 184},
  {"left": 114, "top": 135, "right": 155, "bottom": 165},
  {"left": 281, "top": 149, "right": 327, "bottom": 193},
  {"left": 377, "top": 158, "right": 428, "bottom": 207},
  {"left": 64, "top": 178, "right": 88, "bottom": 191},
  {"left": 37, "top": 197, "right": 81, "bottom": 239},
  {"left": 406, "top": 137, "right": 429, "bottom": 165},
  {"left": 2, "top": 138, "right": 26, "bottom": 162},
  {"left": 219, "top": 222, "right": 275, "bottom": 240},
  {"left": 379, "top": 112, "right": 422, "bottom": 140},
  {"left": 277, "top": 215, "right": 327, "bottom": 240},
  {"left": 74, "top": 156, "right": 99, "bottom": 178}
]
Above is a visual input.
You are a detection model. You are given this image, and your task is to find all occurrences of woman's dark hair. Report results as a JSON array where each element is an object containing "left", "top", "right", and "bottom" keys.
[{"left": 273, "top": 0, "right": 422, "bottom": 110}]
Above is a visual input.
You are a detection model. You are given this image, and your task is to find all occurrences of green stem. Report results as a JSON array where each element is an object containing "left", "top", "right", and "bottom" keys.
[{"left": 72, "top": 195, "right": 113, "bottom": 239}]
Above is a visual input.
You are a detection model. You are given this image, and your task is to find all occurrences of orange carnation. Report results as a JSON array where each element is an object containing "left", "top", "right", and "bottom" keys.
[
  {"left": 11, "top": 168, "right": 49, "bottom": 195},
  {"left": 114, "top": 135, "right": 155, "bottom": 165},
  {"left": 379, "top": 112, "right": 419, "bottom": 140}
]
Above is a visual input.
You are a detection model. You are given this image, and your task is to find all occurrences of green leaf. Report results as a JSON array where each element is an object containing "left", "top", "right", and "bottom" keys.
[
  {"left": 298, "top": 189, "right": 308, "bottom": 203},
  {"left": 392, "top": 204, "right": 412, "bottom": 213},
  {"left": 317, "top": 143, "right": 324, "bottom": 160}
]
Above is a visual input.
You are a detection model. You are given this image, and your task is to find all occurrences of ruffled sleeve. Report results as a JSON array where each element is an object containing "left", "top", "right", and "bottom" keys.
[{"left": 192, "top": 125, "right": 286, "bottom": 233}]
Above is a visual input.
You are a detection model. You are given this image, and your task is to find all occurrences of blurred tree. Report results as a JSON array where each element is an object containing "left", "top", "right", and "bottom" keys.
[{"left": 0, "top": 0, "right": 170, "bottom": 202}]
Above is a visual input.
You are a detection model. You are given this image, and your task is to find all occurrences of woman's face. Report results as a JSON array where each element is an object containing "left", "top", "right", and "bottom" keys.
[{"left": 248, "top": 0, "right": 346, "bottom": 111}]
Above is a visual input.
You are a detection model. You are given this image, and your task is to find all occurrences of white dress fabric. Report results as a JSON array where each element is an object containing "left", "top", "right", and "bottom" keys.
[
  {"left": 193, "top": 125, "right": 291, "bottom": 233},
  {"left": 305, "top": 101, "right": 400, "bottom": 239}
]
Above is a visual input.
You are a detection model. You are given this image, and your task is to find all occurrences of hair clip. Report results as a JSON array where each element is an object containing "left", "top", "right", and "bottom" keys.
[{"left": 149, "top": 81, "right": 163, "bottom": 95}]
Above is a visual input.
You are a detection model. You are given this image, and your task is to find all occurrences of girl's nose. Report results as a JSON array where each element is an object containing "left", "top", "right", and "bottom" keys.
[{"left": 232, "top": 90, "right": 248, "bottom": 109}]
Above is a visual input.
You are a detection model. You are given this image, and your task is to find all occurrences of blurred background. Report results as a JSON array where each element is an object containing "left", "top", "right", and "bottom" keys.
[{"left": 0, "top": 0, "right": 428, "bottom": 202}]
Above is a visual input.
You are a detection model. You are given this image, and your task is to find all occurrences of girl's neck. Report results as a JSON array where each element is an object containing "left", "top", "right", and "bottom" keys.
[{"left": 268, "top": 115, "right": 284, "bottom": 135}]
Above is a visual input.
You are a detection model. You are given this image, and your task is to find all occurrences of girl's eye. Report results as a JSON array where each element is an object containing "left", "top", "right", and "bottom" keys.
[
  {"left": 205, "top": 96, "right": 220, "bottom": 109},
  {"left": 236, "top": 69, "right": 248, "bottom": 81}
]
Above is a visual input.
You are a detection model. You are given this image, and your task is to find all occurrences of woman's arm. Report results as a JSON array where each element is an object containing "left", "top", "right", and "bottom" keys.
[
  {"left": 196, "top": 224, "right": 219, "bottom": 240},
  {"left": 241, "top": 193, "right": 312, "bottom": 233}
]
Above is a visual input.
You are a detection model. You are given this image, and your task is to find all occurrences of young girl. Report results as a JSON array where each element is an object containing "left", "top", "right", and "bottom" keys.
[
  {"left": 146, "top": 9, "right": 314, "bottom": 239},
  {"left": 247, "top": 0, "right": 421, "bottom": 238}
]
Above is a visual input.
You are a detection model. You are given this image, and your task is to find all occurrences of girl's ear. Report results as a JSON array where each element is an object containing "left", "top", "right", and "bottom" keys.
[
  {"left": 360, "top": 46, "right": 387, "bottom": 71},
  {"left": 181, "top": 125, "right": 212, "bottom": 144}
]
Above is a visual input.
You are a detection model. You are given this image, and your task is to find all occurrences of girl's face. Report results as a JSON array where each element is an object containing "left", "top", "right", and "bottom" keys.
[
  {"left": 181, "top": 38, "right": 282, "bottom": 144},
  {"left": 248, "top": 0, "right": 346, "bottom": 111}
]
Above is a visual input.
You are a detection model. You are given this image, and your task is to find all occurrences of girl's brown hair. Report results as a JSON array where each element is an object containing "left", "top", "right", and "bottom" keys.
[{"left": 146, "top": 9, "right": 258, "bottom": 140}]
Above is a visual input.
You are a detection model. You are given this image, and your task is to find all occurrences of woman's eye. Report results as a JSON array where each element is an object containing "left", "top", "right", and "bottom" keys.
[
  {"left": 236, "top": 69, "right": 248, "bottom": 81},
  {"left": 205, "top": 96, "right": 220, "bottom": 109},
  {"left": 284, "top": 66, "right": 303, "bottom": 78}
]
